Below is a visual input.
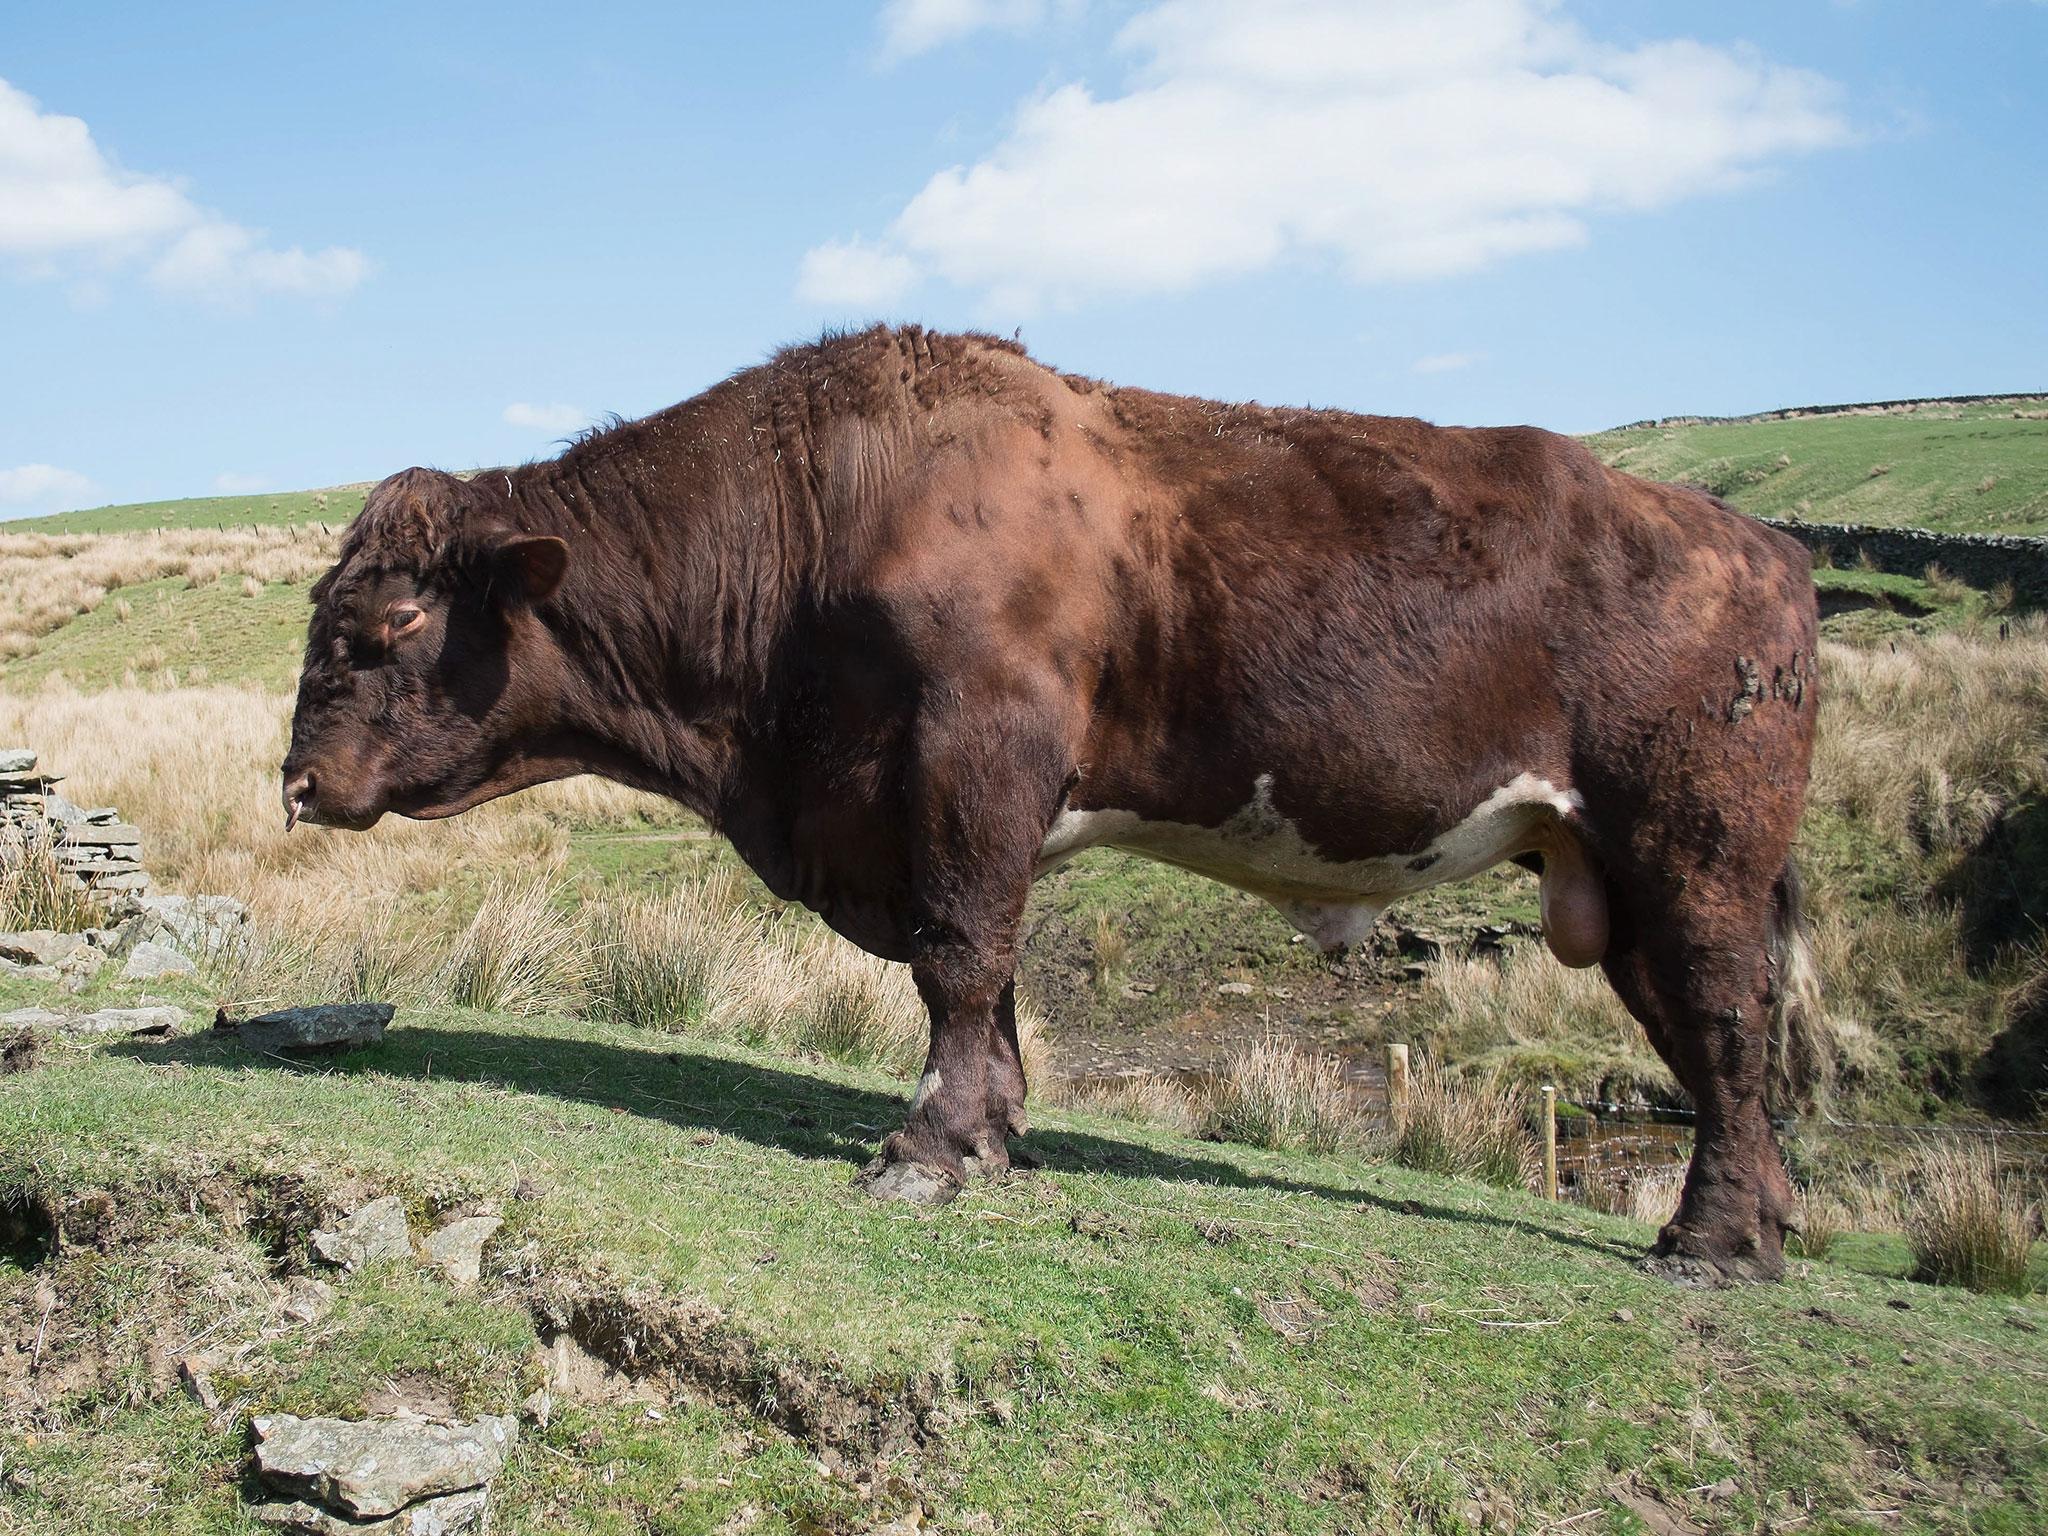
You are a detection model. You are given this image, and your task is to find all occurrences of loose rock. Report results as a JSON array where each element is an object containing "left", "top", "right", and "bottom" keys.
[
  {"left": 123, "top": 940, "right": 197, "bottom": 981},
  {"left": 233, "top": 1003, "right": 394, "bottom": 1055},
  {"left": 311, "top": 1195, "right": 413, "bottom": 1272},
  {"left": 68, "top": 1005, "right": 186, "bottom": 1036},
  {"left": 251, "top": 1486, "right": 490, "bottom": 1535},
  {"left": 252, "top": 1413, "right": 515, "bottom": 1521},
  {"left": 0, "top": 930, "right": 82, "bottom": 967},
  {"left": 419, "top": 1216, "right": 502, "bottom": 1290}
]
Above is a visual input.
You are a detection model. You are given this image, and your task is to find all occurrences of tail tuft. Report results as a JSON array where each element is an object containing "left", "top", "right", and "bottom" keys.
[{"left": 1767, "top": 858, "right": 1831, "bottom": 1117}]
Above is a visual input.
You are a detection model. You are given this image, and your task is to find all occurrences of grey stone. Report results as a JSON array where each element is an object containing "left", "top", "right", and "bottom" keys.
[
  {"left": 124, "top": 940, "right": 196, "bottom": 981},
  {"left": 139, "top": 893, "right": 250, "bottom": 958},
  {"left": 419, "top": 1216, "right": 501, "bottom": 1290},
  {"left": 250, "top": 1486, "right": 490, "bottom": 1535},
  {"left": 237, "top": 1003, "right": 393, "bottom": 1054},
  {"left": 43, "top": 790, "right": 82, "bottom": 821},
  {"left": 85, "top": 913, "right": 151, "bottom": 958},
  {"left": 281, "top": 1277, "right": 335, "bottom": 1325},
  {"left": 56, "top": 945, "right": 105, "bottom": 979},
  {"left": 251, "top": 1412, "right": 514, "bottom": 1519},
  {"left": 0, "top": 749, "right": 36, "bottom": 774},
  {"left": 70, "top": 1005, "right": 186, "bottom": 1035},
  {"left": 58, "top": 821, "right": 140, "bottom": 846},
  {"left": 1, "top": 962, "right": 59, "bottom": 981},
  {"left": 92, "top": 871, "right": 154, "bottom": 894},
  {"left": 311, "top": 1195, "right": 413, "bottom": 1272},
  {"left": 0, "top": 1008, "right": 65, "bottom": 1030},
  {"left": 0, "top": 930, "right": 82, "bottom": 967}
]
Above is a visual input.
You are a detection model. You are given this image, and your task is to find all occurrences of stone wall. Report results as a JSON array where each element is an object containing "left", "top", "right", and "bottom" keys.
[
  {"left": 1758, "top": 519, "right": 2048, "bottom": 611},
  {"left": 0, "top": 748, "right": 153, "bottom": 900}
]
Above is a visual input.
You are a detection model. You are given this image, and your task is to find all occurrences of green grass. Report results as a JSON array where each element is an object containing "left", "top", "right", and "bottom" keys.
[
  {"left": 2, "top": 991, "right": 2043, "bottom": 1534},
  {"left": 1587, "top": 398, "right": 2048, "bottom": 535},
  {"left": 3, "top": 486, "right": 366, "bottom": 536},
  {"left": 0, "top": 575, "right": 312, "bottom": 691}
]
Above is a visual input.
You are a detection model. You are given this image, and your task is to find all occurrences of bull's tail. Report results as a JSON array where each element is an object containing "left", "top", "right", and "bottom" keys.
[{"left": 1767, "top": 857, "right": 1831, "bottom": 1117}]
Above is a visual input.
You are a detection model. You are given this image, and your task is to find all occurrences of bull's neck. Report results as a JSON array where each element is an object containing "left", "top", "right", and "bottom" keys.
[{"left": 502, "top": 384, "right": 831, "bottom": 818}]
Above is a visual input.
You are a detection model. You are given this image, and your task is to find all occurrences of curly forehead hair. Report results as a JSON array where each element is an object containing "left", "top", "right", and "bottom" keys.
[{"left": 310, "top": 468, "right": 476, "bottom": 611}]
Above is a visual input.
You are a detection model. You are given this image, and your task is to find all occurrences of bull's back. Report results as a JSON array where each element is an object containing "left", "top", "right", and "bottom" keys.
[{"left": 1065, "top": 396, "right": 1813, "bottom": 858}]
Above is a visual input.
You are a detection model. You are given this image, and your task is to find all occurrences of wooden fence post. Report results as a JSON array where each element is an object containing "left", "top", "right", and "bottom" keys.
[
  {"left": 1541, "top": 1085, "right": 1558, "bottom": 1201},
  {"left": 1385, "top": 1042, "right": 1410, "bottom": 1127}
]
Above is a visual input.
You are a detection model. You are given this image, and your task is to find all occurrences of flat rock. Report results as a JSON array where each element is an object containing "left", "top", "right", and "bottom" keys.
[
  {"left": 69, "top": 1005, "right": 187, "bottom": 1035},
  {"left": 59, "top": 821, "right": 140, "bottom": 845},
  {"left": 311, "top": 1195, "right": 413, "bottom": 1272},
  {"left": 123, "top": 940, "right": 196, "bottom": 981},
  {"left": 236, "top": 1002, "right": 394, "bottom": 1054},
  {"left": 419, "top": 1216, "right": 502, "bottom": 1290},
  {"left": 0, "top": 1007, "right": 66, "bottom": 1030},
  {"left": 0, "top": 749, "right": 36, "bottom": 774},
  {"left": 0, "top": 930, "right": 82, "bottom": 967},
  {"left": 250, "top": 1486, "right": 490, "bottom": 1534},
  {"left": 251, "top": 1413, "right": 515, "bottom": 1519}
]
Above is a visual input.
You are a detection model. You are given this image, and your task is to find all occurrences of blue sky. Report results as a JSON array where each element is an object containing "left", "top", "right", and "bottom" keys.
[{"left": 2, "top": 0, "right": 2044, "bottom": 515}]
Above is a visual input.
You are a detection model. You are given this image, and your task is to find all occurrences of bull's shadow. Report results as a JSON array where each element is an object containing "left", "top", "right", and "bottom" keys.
[{"left": 117, "top": 1023, "right": 1639, "bottom": 1263}]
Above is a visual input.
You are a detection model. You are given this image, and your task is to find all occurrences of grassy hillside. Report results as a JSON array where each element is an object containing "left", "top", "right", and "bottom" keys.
[
  {"left": 4, "top": 991, "right": 2043, "bottom": 1535},
  {"left": 1587, "top": 398, "right": 2048, "bottom": 535},
  {"left": 4, "top": 485, "right": 366, "bottom": 536}
]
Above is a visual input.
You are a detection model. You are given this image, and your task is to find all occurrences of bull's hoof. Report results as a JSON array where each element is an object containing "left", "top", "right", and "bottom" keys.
[
  {"left": 855, "top": 1154, "right": 963, "bottom": 1208},
  {"left": 1641, "top": 1232, "right": 1785, "bottom": 1287}
]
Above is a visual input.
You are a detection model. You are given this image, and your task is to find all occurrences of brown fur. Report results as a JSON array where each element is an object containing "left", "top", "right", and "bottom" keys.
[{"left": 286, "top": 326, "right": 1820, "bottom": 1282}]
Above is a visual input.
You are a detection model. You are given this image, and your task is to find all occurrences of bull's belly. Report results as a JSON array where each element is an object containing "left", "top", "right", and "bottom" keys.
[{"left": 1034, "top": 770, "right": 1604, "bottom": 962}]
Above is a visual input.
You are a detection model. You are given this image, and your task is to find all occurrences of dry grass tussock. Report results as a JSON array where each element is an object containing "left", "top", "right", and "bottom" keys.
[
  {"left": 1903, "top": 1141, "right": 2041, "bottom": 1295},
  {"left": 584, "top": 878, "right": 934, "bottom": 1076},
  {"left": 1200, "top": 1036, "right": 1360, "bottom": 1154},
  {"left": 1382, "top": 1059, "right": 1537, "bottom": 1191},
  {"left": 0, "top": 822, "right": 102, "bottom": 932},
  {"left": 0, "top": 526, "right": 339, "bottom": 659}
]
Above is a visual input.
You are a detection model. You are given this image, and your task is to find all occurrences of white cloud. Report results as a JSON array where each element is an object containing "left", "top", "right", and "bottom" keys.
[
  {"left": 812, "top": 0, "right": 1852, "bottom": 309},
  {"left": 212, "top": 471, "right": 270, "bottom": 494},
  {"left": 0, "top": 463, "right": 94, "bottom": 511},
  {"left": 503, "top": 402, "right": 593, "bottom": 434},
  {"left": 0, "top": 76, "right": 368, "bottom": 301},
  {"left": 1413, "top": 351, "right": 1481, "bottom": 374},
  {"left": 878, "top": 0, "right": 1063, "bottom": 61},
  {"left": 795, "top": 237, "right": 918, "bottom": 308}
]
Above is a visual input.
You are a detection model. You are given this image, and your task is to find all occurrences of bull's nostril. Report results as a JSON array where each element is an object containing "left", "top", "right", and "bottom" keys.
[{"left": 283, "top": 771, "right": 315, "bottom": 830}]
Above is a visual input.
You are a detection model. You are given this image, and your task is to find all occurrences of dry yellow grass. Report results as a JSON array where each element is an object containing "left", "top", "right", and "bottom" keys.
[
  {"left": 1200, "top": 1037, "right": 1360, "bottom": 1153},
  {"left": 1904, "top": 1141, "right": 2041, "bottom": 1294},
  {"left": 1043, "top": 1072, "right": 1203, "bottom": 1136},
  {"left": 0, "top": 526, "right": 339, "bottom": 659},
  {"left": 1379, "top": 1060, "right": 1537, "bottom": 1191}
]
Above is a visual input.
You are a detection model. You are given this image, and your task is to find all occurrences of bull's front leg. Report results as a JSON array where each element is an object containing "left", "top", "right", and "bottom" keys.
[{"left": 859, "top": 705, "right": 1066, "bottom": 1206}]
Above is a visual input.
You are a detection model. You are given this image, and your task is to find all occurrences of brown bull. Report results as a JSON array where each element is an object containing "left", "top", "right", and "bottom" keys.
[{"left": 284, "top": 326, "right": 1822, "bottom": 1283}]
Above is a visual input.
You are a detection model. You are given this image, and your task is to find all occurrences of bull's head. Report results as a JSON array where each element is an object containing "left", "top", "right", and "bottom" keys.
[{"left": 281, "top": 467, "right": 572, "bottom": 830}]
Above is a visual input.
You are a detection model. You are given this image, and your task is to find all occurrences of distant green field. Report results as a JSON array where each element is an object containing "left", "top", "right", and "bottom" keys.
[
  {"left": 5, "top": 484, "right": 367, "bottom": 535},
  {"left": 1588, "top": 397, "right": 2048, "bottom": 535},
  {"left": 9, "top": 396, "right": 2047, "bottom": 537}
]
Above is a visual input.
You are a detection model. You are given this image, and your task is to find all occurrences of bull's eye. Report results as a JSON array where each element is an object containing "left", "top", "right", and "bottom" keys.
[{"left": 388, "top": 606, "right": 425, "bottom": 637}]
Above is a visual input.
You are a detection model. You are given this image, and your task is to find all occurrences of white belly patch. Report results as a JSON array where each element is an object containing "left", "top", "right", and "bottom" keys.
[{"left": 1035, "top": 772, "right": 1580, "bottom": 952}]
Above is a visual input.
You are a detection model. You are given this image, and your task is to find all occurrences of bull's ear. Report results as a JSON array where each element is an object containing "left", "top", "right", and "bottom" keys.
[{"left": 496, "top": 535, "right": 570, "bottom": 603}]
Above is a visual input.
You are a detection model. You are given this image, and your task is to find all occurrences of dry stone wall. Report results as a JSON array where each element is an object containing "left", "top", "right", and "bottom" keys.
[
  {"left": 0, "top": 747, "right": 152, "bottom": 899},
  {"left": 1757, "top": 519, "right": 2048, "bottom": 611}
]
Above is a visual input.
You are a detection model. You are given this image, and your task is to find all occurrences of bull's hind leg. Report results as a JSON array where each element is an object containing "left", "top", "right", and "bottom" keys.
[{"left": 1601, "top": 886, "right": 1799, "bottom": 1284}]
